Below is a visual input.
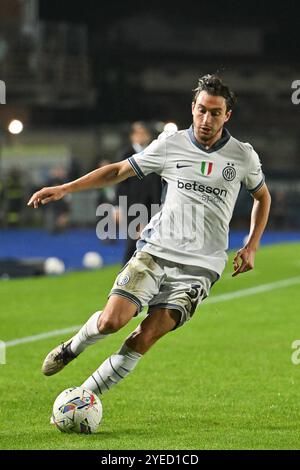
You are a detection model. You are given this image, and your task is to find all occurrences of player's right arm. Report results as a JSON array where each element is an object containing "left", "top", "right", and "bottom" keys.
[{"left": 27, "top": 160, "right": 135, "bottom": 209}]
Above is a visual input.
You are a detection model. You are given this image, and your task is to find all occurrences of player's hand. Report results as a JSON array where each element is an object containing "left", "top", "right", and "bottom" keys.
[
  {"left": 232, "top": 246, "right": 255, "bottom": 277},
  {"left": 27, "top": 185, "right": 66, "bottom": 209}
]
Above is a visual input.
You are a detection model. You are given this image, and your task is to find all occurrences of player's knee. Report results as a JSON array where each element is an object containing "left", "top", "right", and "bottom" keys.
[
  {"left": 98, "top": 314, "right": 123, "bottom": 334},
  {"left": 98, "top": 295, "right": 137, "bottom": 334}
]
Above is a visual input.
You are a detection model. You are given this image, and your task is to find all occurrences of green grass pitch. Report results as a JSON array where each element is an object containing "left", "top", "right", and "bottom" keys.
[{"left": 0, "top": 242, "right": 300, "bottom": 450}]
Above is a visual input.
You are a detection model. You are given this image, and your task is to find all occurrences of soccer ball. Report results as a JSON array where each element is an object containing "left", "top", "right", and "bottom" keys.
[
  {"left": 44, "top": 257, "right": 65, "bottom": 275},
  {"left": 52, "top": 387, "right": 102, "bottom": 434},
  {"left": 82, "top": 251, "right": 103, "bottom": 269}
]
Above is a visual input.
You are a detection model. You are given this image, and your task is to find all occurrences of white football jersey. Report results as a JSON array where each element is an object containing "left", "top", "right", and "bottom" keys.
[{"left": 128, "top": 126, "right": 264, "bottom": 276}]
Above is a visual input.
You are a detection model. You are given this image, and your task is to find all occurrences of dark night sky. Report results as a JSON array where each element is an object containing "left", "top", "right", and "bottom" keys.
[
  {"left": 35, "top": 0, "right": 300, "bottom": 127},
  {"left": 39, "top": 0, "right": 300, "bottom": 27},
  {"left": 39, "top": 0, "right": 300, "bottom": 55},
  {"left": 39, "top": 0, "right": 292, "bottom": 20}
]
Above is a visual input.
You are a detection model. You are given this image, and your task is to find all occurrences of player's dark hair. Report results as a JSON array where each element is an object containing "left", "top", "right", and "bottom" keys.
[{"left": 193, "top": 74, "right": 237, "bottom": 111}]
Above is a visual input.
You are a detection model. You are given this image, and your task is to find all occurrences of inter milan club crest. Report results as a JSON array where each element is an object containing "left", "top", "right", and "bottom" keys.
[
  {"left": 117, "top": 274, "right": 130, "bottom": 286},
  {"left": 222, "top": 163, "right": 236, "bottom": 181},
  {"left": 200, "top": 161, "right": 213, "bottom": 176}
]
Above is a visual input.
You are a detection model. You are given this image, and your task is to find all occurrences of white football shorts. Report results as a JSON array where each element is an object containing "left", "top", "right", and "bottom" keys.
[{"left": 109, "top": 251, "right": 219, "bottom": 328}]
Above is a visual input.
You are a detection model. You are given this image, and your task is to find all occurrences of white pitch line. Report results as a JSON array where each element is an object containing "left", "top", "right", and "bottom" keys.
[
  {"left": 4, "top": 276, "right": 300, "bottom": 348},
  {"left": 6, "top": 326, "right": 81, "bottom": 348},
  {"left": 203, "top": 276, "right": 300, "bottom": 305}
]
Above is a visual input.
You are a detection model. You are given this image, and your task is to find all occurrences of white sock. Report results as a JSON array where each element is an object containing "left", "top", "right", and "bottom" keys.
[
  {"left": 81, "top": 343, "right": 142, "bottom": 395},
  {"left": 70, "top": 311, "right": 108, "bottom": 356}
]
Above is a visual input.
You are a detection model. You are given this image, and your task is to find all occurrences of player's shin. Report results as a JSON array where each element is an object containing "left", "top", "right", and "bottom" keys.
[
  {"left": 70, "top": 311, "right": 107, "bottom": 356},
  {"left": 81, "top": 343, "right": 142, "bottom": 395}
]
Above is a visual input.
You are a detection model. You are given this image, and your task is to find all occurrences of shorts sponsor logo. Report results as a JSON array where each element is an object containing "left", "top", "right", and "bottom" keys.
[
  {"left": 117, "top": 274, "right": 130, "bottom": 286},
  {"left": 222, "top": 164, "right": 236, "bottom": 181}
]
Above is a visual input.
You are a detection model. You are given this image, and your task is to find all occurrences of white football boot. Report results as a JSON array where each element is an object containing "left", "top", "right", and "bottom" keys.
[{"left": 42, "top": 338, "right": 77, "bottom": 376}]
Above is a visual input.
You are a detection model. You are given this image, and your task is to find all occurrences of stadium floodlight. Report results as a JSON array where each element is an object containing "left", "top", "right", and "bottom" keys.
[{"left": 8, "top": 119, "right": 24, "bottom": 135}]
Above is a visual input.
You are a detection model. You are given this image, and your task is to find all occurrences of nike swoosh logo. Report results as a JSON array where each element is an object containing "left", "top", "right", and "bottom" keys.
[{"left": 176, "top": 163, "right": 192, "bottom": 168}]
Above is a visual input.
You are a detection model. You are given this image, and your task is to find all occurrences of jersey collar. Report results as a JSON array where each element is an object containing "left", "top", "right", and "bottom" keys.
[{"left": 188, "top": 125, "right": 231, "bottom": 153}]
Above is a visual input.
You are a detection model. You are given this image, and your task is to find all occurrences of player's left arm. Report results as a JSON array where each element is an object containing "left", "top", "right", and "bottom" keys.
[{"left": 232, "top": 183, "right": 271, "bottom": 277}]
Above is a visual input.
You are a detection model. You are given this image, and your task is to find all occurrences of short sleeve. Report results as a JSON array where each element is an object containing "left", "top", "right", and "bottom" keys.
[
  {"left": 242, "top": 146, "right": 265, "bottom": 194},
  {"left": 128, "top": 135, "right": 167, "bottom": 179}
]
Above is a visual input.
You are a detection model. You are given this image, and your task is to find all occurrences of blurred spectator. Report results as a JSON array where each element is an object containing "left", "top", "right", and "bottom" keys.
[
  {"left": 271, "top": 189, "right": 288, "bottom": 229},
  {"left": 116, "top": 121, "right": 162, "bottom": 265},
  {"left": 68, "top": 156, "right": 81, "bottom": 182},
  {"left": 95, "top": 158, "right": 117, "bottom": 206},
  {"left": 44, "top": 166, "right": 71, "bottom": 233},
  {"left": 91, "top": 158, "right": 119, "bottom": 245},
  {"left": 3, "top": 167, "right": 24, "bottom": 227}
]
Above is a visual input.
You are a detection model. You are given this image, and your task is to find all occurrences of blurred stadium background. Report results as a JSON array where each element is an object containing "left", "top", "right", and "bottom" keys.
[{"left": 1, "top": 0, "right": 300, "bottom": 276}]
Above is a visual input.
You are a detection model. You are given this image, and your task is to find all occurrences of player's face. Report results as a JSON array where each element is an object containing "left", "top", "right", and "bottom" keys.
[{"left": 192, "top": 91, "right": 232, "bottom": 146}]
